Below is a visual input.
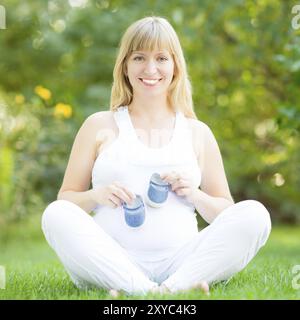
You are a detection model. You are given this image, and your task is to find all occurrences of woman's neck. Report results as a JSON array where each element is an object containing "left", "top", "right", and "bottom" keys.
[{"left": 128, "top": 98, "right": 175, "bottom": 123}]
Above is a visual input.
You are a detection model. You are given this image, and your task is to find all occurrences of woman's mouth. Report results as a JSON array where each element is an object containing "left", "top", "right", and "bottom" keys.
[{"left": 138, "top": 78, "right": 163, "bottom": 87}]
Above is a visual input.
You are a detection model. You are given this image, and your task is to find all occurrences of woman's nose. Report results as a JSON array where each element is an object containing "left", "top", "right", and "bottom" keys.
[{"left": 144, "top": 59, "right": 158, "bottom": 74}]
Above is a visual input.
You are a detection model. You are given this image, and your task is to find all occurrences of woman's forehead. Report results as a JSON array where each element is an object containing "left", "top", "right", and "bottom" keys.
[{"left": 131, "top": 48, "right": 171, "bottom": 55}]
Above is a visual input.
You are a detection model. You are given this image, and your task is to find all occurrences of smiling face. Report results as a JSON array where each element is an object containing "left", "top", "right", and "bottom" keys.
[{"left": 126, "top": 49, "right": 175, "bottom": 97}]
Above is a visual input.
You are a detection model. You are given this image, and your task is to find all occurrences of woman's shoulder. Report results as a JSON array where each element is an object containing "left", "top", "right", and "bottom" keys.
[
  {"left": 186, "top": 117, "right": 211, "bottom": 138},
  {"left": 185, "top": 117, "right": 217, "bottom": 163},
  {"left": 86, "top": 110, "right": 113, "bottom": 122},
  {"left": 83, "top": 110, "right": 118, "bottom": 157},
  {"left": 84, "top": 110, "right": 116, "bottom": 129}
]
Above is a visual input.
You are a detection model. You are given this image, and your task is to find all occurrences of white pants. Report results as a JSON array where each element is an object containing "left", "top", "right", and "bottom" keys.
[{"left": 41, "top": 199, "right": 271, "bottom": 296}]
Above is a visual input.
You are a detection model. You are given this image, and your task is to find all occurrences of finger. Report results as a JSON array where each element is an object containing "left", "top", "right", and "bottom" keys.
[
  {"left": 109, "top": 194, "right": 122, "bottom": 207},
  {"left": 169, "top": 176, "right": 188, "bottom": 188},
  {"left": 164, "top": 175, "right": 178, "bottom": 185},
  {"left": 171, "top": 171, "right": 181, "bottom": 180},
  {"left": 172, "top": 179, "right": 189, "bottom": 191},
  {"left": 120, "top": 186, "right": 136, "bottom": 201},
  {"left": 161, "top": 172, "right": 182, "bottom": 185},
  {"left": 108, "top": 198, "right": 119, "bottom": 208},
  {"left": 113, "top": 182, "right": 136, "bottom": 201},
  {"left": 112, "top": 189, "right": 131, "bottom": 204},
  {"left": 163, "top": 171, "right": 177, "bottom": 179},
  {"left": 175, "top": 187, "right": 190, "bottom": 196},
  {"left": 173, "top": 172, "right": 185, "bottom": 183},
  {"left": 112, "top": 187, "right": 134, "bottom": 205},
  {"left": 165, "top": 171, "right": 175, "bottom": 182},
  {"left": 160, "top": 173, "right": 171, "bottom": 183},
  {"left": 160, "top": 172, "right": 168, "bottom": 180}
]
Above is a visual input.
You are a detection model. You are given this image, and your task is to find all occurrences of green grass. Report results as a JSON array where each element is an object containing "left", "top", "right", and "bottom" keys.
[{"left": 0, "top": 213, "right": 299, "bottom": 300}]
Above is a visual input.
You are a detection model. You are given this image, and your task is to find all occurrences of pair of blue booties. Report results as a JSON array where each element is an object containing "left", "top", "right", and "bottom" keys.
[{"left": 122, "top": 173, "right": 170, "bottom": 228}]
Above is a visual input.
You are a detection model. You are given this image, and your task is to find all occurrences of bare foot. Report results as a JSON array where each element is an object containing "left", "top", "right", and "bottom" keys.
[
  {"left": 192, "top": 281, "right": 210, "bottom": 296},
  {"left": 149, "top": 284, "right": 171, "bottom": 295},
  {"left": 109, "top": 289, "right": 120, "bottom": 298},
  {"left": 150, "top": 282, "right": 209, "bottom": 296}
]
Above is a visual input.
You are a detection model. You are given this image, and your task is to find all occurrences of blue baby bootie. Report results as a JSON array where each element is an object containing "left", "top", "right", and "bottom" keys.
[
  {"left": 145, "top": 173, "right": 171, "bottom": 208},
  {"left": 122, "top": 194, "right": 145, "bottom": 227}
]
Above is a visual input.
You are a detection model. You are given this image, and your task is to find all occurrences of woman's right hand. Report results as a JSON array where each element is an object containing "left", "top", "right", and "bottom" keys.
[{"left": 91, "top": 182, "right": 136, "bottom": 209}]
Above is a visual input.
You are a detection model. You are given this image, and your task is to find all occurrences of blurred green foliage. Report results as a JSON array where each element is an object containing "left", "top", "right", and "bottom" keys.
[{"left": 0, "top": 0, "right": 299, "bottom": 225}]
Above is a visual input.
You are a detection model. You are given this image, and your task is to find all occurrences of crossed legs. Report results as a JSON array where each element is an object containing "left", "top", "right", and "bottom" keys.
[{"left": 41, "top": 199, "right": 271, "bottom": 296}]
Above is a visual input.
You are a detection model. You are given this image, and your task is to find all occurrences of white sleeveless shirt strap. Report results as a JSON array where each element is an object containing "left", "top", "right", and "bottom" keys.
[
  {"left": 113, "top": 106, "right": 135, "bottom": 138},
  {"left": 174, "top": 112, "right": 194, "bottom": 151}
]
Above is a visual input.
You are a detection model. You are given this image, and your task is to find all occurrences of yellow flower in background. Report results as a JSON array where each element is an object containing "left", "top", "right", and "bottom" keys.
[
  {"left": 15, "top": 94, "right": 25, "bottom": 104},
  {"left": 54, "top": 103, "right": 73, "bottom": 119},
  {"left": 34, "top": 85, "right": 52, "bottom": 100}
]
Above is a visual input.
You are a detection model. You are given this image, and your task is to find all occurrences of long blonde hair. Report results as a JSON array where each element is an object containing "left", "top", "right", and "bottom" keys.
[{"left": 110, "top": 16, "right": 197, "bottom": 119}]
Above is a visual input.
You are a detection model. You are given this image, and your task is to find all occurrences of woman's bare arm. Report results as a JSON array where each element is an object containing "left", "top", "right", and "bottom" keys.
[
  {"left": 57, "top": 113, "right": 103, "bottom": 214},
  {"left": 191, "top": 121, "right": 234, "bottom": 224}
]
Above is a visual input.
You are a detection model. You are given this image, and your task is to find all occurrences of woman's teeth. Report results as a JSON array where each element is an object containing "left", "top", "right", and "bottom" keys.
[{"left": 139, "top": 78, "right": 161, "bottom": 86}]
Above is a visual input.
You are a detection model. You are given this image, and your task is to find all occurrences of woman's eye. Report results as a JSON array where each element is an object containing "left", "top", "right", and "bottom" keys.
[
  {"left": 133, "top": 56, "right": 144, "bottom": 61},
  {"left": 158, "top": 57, "right": 168, "bottom": 62}
]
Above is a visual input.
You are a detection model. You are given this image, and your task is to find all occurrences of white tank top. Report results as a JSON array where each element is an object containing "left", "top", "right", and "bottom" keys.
[{"left": 92, "top": 106, "right": 201, "bottom": 260}]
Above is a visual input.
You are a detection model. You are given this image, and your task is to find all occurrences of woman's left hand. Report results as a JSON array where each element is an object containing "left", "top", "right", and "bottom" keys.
[{"left": 160, "top": 171, "right": 199, "bottom": 205}]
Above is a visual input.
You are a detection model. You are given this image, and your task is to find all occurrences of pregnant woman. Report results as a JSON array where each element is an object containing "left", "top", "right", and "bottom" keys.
[{"left": 41, "top": 16, "right": 271, "bottom": 297}]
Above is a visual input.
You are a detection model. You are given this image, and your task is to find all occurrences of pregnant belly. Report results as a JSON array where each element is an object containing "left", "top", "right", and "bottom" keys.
[{"left": 93, "top": 202, "right": 198, "bottom": 253}]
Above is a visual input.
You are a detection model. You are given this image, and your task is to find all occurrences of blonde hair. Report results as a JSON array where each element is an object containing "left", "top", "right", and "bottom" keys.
[{"left": 109, "top": 16, "right": 197, "bottom": 119}]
